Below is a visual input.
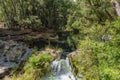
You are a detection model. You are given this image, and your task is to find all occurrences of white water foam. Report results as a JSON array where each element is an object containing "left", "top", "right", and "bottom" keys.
[{"left": 41, "top": 58, "right": 76, "bottom": 80}]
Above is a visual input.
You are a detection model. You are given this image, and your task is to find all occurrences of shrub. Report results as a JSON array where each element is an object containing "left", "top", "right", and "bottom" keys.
[
  {"left": 71, "top": 38, "right": 120, "bottom": 80},
  {"left": 12, "top": 51, "right": 54, "bottom": 80}
]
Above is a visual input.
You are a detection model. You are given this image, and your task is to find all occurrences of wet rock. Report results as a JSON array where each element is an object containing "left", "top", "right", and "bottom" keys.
[
  {"left": 68, "top": 49, "right": 80, "bottom": 58},
  {"left": 60, "top": 52, "right": 69, "bottom": 59},
  {"left": 76, "top": 74, "right": 83, "bottom": 80},
  {"left": 0, "top": 40, "right": 33, "bottom": 78},
  {"left": 39, "top": 48, "right": 61, "bottom": 57},
  {"left": 0, "top": 62, "right": 16, "bottom": 77},
  {"left": 0, "top": 43, "right": 4, "bottom": 49}
]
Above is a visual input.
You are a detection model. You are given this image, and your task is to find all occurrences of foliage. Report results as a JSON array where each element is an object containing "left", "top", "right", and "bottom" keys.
[
  {"left": 66, "top": 0, "right": 117, "bottom": 32},
  {"left": 12, "top": 51, "right": 54, "bottom": 80},
  {"left": 70, "top": 19, "right": 120, "bottom": 80},
  {"left": 112, "top": 18, "right": 120, "bottom": 33},
  {"left": 28, "top": 53, "right": 53, "bottom": 70},
  {"left": 0, "top": 0, "right": 74, "bottom": 29},
  {"left": 19, "top": 16, "right": 42, "bottom": 29}
]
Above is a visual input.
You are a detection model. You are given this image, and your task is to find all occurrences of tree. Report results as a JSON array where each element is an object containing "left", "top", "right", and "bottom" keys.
[
  {"left": 112, "top": 0, "right": 120, "bottom": 17},
  {"left": 0, "top": 0, "right": 74, "bottom": 30}
]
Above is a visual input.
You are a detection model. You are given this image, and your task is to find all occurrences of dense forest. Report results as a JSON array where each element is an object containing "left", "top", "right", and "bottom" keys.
[{"left": 0, "top": 0, "right": 120, "bottom": 80}]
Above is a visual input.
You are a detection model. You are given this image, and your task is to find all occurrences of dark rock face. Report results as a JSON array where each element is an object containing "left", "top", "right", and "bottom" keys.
[
  {"left": 0, "top": 40, "right": 33, "bottom": 78},
  {"left": 60, "top": 52, "right": 69, "bottom": 59}
]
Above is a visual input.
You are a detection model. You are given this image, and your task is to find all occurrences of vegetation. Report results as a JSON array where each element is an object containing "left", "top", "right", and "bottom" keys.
[
  {"left": 70, "top": 17, "right": 120, "bottom": 80},
  {"left": 71, "top": 36, "right": 120, "bottom": 80},
  {"left": 0, "top": 0, "right": 73, "bottom": 29},
  {"left": 0, "top": 0, "right": 120, "bottom": 80},
  {"left": 12, "top": 50, "right": 54, "bottom": 80}
]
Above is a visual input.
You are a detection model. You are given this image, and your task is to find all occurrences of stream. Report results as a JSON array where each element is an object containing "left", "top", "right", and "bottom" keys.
[
  {"left": 41, "top": 53, "right": 76, "bottom": 80},
  {"left": 0, "top": 40, "right": 81, "bottom": 80}
]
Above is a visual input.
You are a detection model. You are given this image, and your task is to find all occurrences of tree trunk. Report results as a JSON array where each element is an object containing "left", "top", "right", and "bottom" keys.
[{"left": 113, "top": 0, "right": 120, "bottom": 17}]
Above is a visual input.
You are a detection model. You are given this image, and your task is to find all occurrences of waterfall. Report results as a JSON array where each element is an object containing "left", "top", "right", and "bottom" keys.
[{"left": 41, "top": 57, "right": 76, "bottom": 80}]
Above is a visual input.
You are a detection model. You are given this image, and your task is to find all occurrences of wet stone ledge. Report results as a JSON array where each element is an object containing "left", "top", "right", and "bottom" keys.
[{"left": 0, "top": 40, "right": 33, "bottom": 78}]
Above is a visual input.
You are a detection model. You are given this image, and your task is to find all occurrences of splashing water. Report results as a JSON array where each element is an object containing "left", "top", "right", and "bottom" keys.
[{"left": 41, "top": 58, "right": 76, "bottom": 80}]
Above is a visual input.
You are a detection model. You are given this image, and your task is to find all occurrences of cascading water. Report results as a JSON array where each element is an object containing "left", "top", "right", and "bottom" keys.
[{"left": 41, "top": 53, "right": 76, "bottom": 80}]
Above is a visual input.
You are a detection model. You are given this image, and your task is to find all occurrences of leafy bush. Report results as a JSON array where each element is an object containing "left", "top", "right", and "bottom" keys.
[
  {"left": 71, "top": 39, "right": 120, "bottom": 80},
  {"left": 71, "top": 39, "right": 102, "bottom": 80},
  {"left": 12, "top": 51, "right": 54, "bottom": 80},
  {"left": 70, "top": 19, "right": 120, "bottom": 80},
  {"left": 19, "top": 16, "right": 42, "bottom": 29},
  {"left": 98, "top": 44, "right": 120, "bottom": 80},
  {"left": 112, "top": 18, "right": 120, "bottom": 33},
  {"left": 28, "top": 53, "right": 53, "bottom": 70}
]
